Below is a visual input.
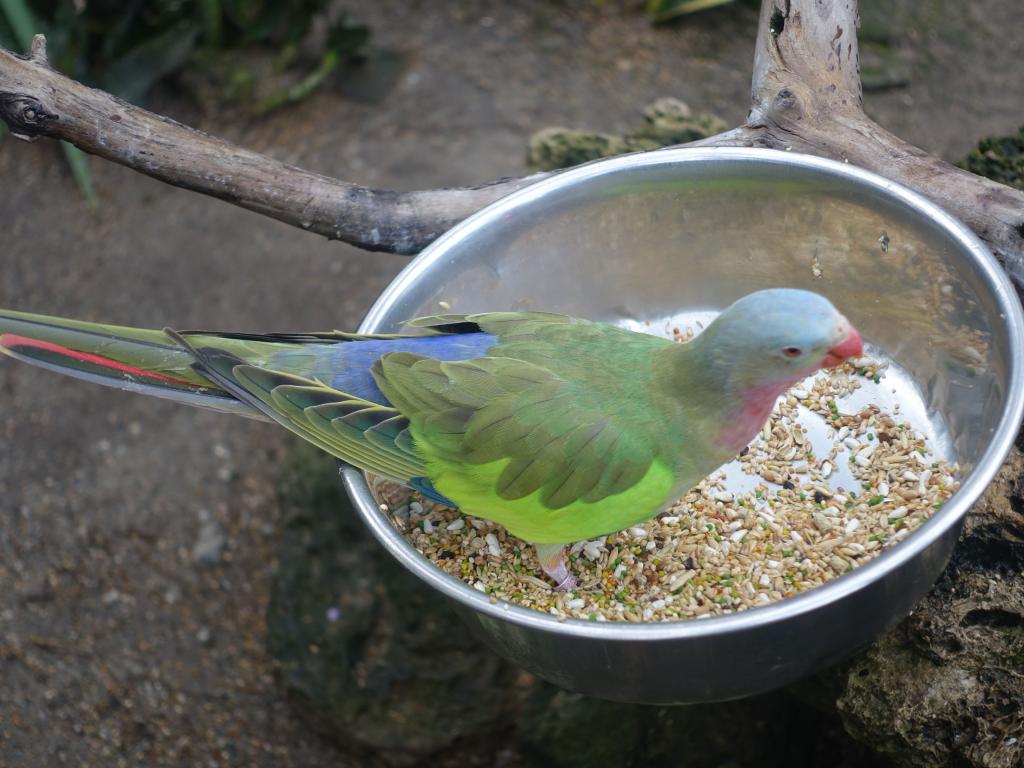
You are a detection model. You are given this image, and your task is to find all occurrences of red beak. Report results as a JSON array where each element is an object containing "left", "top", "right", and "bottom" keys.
[{"left": 821, "top": 326, "right": 863, "bottom": 368}]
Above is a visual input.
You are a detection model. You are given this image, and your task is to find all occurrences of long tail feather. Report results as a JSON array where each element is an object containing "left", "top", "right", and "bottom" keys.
[{"left": 0, "top": 309, "right": 260, "bottom": 417}]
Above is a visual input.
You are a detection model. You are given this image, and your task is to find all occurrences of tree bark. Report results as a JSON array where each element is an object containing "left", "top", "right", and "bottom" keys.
[{"left": 1, "top": 4, "right": 1022, "bottom": 284}]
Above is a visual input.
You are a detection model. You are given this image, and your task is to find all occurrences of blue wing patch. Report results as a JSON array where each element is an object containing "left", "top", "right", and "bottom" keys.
[
  {"left": 285, "top": 334, "right": 489, "bottom": 508},
  {"left": 270, "top": 332, "right": 497, "bottom": 405},
  {"left": 409, "top": 476, "right": 458, "bottom": 507}
]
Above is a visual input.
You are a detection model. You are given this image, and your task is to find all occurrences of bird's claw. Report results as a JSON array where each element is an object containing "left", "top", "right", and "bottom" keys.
[
  {"left": 553, "top": 573, "right": 577, "bottom": 592},
  {"left": 535, "top": 543, "right": 577, "bottom": 591}
]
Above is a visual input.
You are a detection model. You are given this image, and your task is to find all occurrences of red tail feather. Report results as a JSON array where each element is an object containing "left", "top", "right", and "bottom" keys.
[{"left": 0, "top": 333, "right": 193, "bottom": 386}]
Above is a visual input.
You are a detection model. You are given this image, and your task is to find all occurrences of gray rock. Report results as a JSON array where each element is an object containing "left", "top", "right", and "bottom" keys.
[{"left": 193, "top": 519, "right": 226, "bottom": 566}]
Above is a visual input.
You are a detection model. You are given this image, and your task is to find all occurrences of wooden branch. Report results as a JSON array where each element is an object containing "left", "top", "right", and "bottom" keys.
[
  {"left": 0, "top": 38, "right": 548, "bottom": 255},
  {"left": 0, "top": 9, "right": 1022, "bottom": 284},
  {"left": 750, "top": 0, "right": 863, "bottom": 120}
]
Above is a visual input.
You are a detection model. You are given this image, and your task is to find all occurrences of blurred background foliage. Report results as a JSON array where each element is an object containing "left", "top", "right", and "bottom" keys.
[
  {"left": 0, "top": 0, "right": 371, "bottom": 105},
  {"left": 0, "top": 0, "right": 760, "bottom": 118},
  {"left": 0, "top": 0, "right": 372, "bottom": 202}
]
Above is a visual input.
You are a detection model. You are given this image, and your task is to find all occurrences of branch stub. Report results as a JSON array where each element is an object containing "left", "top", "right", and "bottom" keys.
[{"left": 30, "top": 34, "right": 49, "bottom": 67}]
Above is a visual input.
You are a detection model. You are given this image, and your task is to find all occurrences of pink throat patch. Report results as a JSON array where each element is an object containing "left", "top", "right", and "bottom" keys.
[{"left": 715, "top": 373, "right": 810, "bottom": 453}]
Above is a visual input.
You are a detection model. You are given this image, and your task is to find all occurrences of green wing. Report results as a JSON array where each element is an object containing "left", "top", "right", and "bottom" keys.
[
  {"left": 165, "top": 312, "right": 676, "bottom": 520},
  {"left": 372, "top": 348, "right": 660, "bottom": 510}
]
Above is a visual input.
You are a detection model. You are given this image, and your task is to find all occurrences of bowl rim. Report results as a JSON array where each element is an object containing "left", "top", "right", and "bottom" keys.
[{"left": 343, "top": 146, "right": 1024, "bottom": 641}]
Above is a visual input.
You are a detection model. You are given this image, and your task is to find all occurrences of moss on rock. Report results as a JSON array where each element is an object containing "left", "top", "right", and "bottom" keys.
[
  {"left": 960, "top": 127, "right": 1024, "bottom": 191},
  {"left": 632, "top": 97, "right": 728, "bottom": 146},
  {"left": 526, "top": 98, "right": 727, "bottom": 172},
  {"left": 526, "top": 127, "right": 633, "bottom": 173}
]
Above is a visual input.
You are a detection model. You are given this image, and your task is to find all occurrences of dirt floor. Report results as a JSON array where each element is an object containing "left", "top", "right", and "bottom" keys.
[{"left": 0, "top": 1, "right": 1022, "bottom": 765}]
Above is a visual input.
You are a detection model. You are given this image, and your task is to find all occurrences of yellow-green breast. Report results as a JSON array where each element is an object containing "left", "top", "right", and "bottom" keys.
[{"left": 429, "top": 457, "right": 678, "bottom": 544}]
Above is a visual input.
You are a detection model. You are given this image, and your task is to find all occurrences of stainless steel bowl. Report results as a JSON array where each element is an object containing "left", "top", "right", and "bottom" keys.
[{"left": 341, "top": 148, "right": 1024, "bottom": 704}]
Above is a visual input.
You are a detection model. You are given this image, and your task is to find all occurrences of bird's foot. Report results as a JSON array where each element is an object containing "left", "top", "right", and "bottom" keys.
[
  {"left": 534, "top": 542, "right": 576, "bottom": 591},
  {"left": 552, "top": 571, "right": 578, "bottom": 592}
]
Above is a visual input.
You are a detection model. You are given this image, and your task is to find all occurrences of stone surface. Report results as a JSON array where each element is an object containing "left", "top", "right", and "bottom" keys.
[{"left": 192, "top": 518, "right": 227, "bottom": 565}]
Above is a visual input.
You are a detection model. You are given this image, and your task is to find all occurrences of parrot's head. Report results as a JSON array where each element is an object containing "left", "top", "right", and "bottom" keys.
[
  {"left": 714, "top": 288, "right": 863, "bottom": 381},
  {"left": 696, "top": 288, "right": 864, "bottom": 452}
]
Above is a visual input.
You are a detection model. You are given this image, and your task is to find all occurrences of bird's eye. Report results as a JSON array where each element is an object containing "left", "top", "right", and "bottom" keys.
[{"left": 782, "top": 346, "right": 802, "bottom": 357}]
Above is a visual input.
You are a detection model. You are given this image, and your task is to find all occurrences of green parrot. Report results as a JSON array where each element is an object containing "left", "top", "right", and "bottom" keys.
[{"left": 0, "top": 288, "right": 862, "bottom": 589}]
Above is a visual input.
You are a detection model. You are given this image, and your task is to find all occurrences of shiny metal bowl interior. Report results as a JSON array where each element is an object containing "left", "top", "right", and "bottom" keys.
[{"left": 341, "top": 148, "right": 1024, "bottom": 704}]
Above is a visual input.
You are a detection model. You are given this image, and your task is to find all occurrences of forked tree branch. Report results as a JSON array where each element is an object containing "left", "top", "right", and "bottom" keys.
[
  {"left": 1, "top": 4, "right": 1022, "bottom": 283},
  {"left": 745, "top": 0, "right": 1024, "bottom": 286}
]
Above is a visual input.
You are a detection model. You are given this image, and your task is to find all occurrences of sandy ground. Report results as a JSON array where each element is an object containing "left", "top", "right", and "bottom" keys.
[{"left": 0, "top": 1, "right": 1021, "bottom": 764}]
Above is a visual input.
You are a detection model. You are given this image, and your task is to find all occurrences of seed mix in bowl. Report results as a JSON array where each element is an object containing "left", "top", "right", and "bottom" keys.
[{"left": 376, "top": 333, "right": 958, "bottom": 623}]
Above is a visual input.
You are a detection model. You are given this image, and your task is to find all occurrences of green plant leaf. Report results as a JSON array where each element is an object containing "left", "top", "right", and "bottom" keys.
[
  {"left": 257, "top": 47, "right": 339, "bottom": 115},
  {"left": 0, "top": 0, "right": 42, "bottom": 50},
  {"left": 198, "top": 0, "right": 223, "bottom": 47},
  {"left": 0, "top": 6, "right": 17, "bottom": 50},
  {"left": 102, "top": 19, "right": 200, "bottom": 103},
  {"left": 60, "top": 142, "right": 97, "bottom": 209},
  {"left": 647, "top": 0, "right": 735, "bottom": 22}
]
